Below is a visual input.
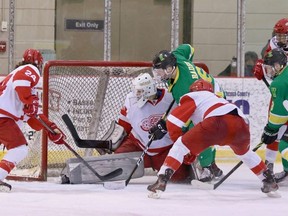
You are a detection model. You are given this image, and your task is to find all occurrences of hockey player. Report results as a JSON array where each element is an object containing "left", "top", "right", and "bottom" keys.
[
  {"left": 147, "top": 79, "right": 279, "bottom": 198},
  {"left": 151, "top": 44, "right": 224, "bottom": 182},
  {"left": 0, "top": 49, "right": 66, "bottom": 192},
  {"left": 263, "top": 18, "right": 288, "bottom": 56},
  {"left": 253, "top": 18, "right": 288, "bottom": 183},
  {"left": 255, "top": 48, "right": 288, "bottom": 184},
  {"left": 114, "top": 73, "right": 192, "bottom": 183}
]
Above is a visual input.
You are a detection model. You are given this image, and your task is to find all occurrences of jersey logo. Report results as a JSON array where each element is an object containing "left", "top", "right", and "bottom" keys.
[
  {"left": 271, "top": 87, "right": 277, "bottom": 98},
  {"left": 140, "top": 114, "right": 162, "bottom": 131}
]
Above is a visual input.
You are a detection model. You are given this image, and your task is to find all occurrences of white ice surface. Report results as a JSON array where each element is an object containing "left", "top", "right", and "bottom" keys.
[{"left": 1, "top": 163, "right": 288, "bottom": 216}]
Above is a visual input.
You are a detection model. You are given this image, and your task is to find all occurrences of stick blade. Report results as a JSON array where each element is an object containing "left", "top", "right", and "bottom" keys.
[
  {"left": 265, "top": 191, "right": 281, "bottom": 198},
  {"left": 191, "top": 180, "right": 215, "bottom": 190},
  {"left": 101, "top": 168, "right": 123, "bottom": 181}
]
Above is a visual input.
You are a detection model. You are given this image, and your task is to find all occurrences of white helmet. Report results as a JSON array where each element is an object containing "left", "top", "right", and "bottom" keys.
[{"left": 131, "top": 73, "right": 157, "bottom": 108}]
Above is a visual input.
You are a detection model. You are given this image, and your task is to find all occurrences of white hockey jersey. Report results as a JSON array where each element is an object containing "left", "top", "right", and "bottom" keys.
[
  {"left": 267, "top": 36, "right": 288, "bottom": 58},
  {"left": 118, "top": 89, "right": 176, "bottom": 156},
  {"left": 0, "top": 64, "right": 41, "bottom": 121},
  {"left": 167, "top": 91, "right": 248, "bottom": 142}
]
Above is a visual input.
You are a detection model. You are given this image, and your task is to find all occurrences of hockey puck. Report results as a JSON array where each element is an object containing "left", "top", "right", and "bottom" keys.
[{"left": 103, "top": 180, "right": 126, "bottom": 190}]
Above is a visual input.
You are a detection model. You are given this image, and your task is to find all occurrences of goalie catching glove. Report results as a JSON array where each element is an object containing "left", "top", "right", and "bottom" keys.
[
  {"left": 148, "top": 119, "right": 167, "bottom": 140},
  {"left": 261, "top": 125, "right": 278, "bottom": 145}
]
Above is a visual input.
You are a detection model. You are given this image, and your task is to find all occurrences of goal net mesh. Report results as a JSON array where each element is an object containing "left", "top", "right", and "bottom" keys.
[
  {"left": 6, "top": 61, "right": 208, "bottom": 181},
  {"left": 7, "top": 61, "right": 153, "bottom": 180}
]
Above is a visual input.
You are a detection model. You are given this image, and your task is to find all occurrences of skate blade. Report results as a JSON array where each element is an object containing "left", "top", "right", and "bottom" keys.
[
  {"left": 213, "top": 174, "right": 224, "bottom": 181},
  {"left": 277, "top": 179, "right": 288, "bottom": 186},
  {"left": 147, "top": 190, "right": 162, "bottom": 199},
  {"left": 191, "top": 180, "right": 214, "bottom": 190},
  {"left": 0, "top": 185, "right": 11, "bottom": 192},
  {"left": 266, "top": 191, "right": 281, "bottom": 198}
]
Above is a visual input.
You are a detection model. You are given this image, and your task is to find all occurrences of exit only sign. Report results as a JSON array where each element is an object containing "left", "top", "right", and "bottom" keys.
[{"left": 65, "top": 19, "right": 104, "bottom": 31}]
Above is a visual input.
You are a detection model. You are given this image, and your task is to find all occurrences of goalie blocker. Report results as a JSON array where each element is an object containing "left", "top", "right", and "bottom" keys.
[
  {"left": 101, "top": 120, "right": 127, "bottom": 152},
  {"left": 62, "top": 114, "right": 126, "bottom": 152}
]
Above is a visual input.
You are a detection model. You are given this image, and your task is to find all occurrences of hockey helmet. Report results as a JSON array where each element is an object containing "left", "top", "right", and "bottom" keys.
[
  {"left": 152, "top": 50, "right": 177, "bottom": 81},
  {"left": 273, "top": 18, "right": 288, "bottom": 48},
  {"left": 131, "top": 73, "right": 157, "bottom": 108},
  {"left": 189, "top": 79, "right": 213, "bottom": 93},
  {"left": 22, "top": 49, "right": 43, "bottom": 70},
  {"left": 263, "top": 48, "right": 287, "bottom": 79}
]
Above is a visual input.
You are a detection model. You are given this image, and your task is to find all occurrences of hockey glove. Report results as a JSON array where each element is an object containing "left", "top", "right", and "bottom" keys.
[
  {"left": 23, "top": 95, "right": 39, "bottom": 117},
  {"left": 148, "top": 119, "right": 167, "bottom": 140},
  {"left": 261, "top": 125, "right": 278, "bottom": 145},
  {"left": 253, "top": 59, "right": 264, "bottom": 80},
  {"left": 47, "top": 123, "right": 66, "bottom": 145}
]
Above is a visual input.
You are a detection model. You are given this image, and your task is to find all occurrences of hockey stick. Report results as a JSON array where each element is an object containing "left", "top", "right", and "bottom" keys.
[
  {"left": 61, "top": 114, "right": 112, "bottom": 149},
  {"left": 124, "top": 134, "right": 155, "bottom": 186},
  {"left": 37, "top": 116, "right": 123, "bottom": 181},
  {"left": 191, "top": 142, "right": 263, "bottom": 190},
  {"left": 124, "top": 99, "right": 176, "bottom": 186},
  {"left": 103, "top": 99, "right": 176, "bottom": 190},
  {"left": 262, "top": 76, "right": 270, "bottom": 88}
]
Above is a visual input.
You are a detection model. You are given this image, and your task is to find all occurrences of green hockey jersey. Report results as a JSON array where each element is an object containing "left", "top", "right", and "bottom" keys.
[
  {"left": 267, "top": 65, "right": 288, "bottom": 131},
  {"left": 167, "top": 44, "right": 223, "bottom": 103}
]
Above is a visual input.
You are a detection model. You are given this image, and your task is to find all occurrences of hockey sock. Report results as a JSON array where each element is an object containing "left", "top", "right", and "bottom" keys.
[
  {"left": 236, "top": 149, "right": 266, "bottom": 179},
  {"left": 265, "top": 141, "right": 279, "bottom": 163},
  {"left": 198, "top": 147, "right": 215, "bottom": 167},
  {"left": 0, "top": 161, "right": 13, "bottom": 180},
  {"left": 0, "top": 145, "right": 28, "bottom": 180}
]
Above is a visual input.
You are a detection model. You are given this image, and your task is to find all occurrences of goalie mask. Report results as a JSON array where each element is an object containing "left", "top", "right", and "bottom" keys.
[
  {"left": 263, "top": 48, "right": 287, "bottom": 79},
  {"left": 152, "top": 50, "right": 177, "bottom": 82},
  {"left": 273, "top": 18, "right": 288, "bottom": 48},
  {"left": 131, "top": 73, "right": 157, "bottom": 108}
]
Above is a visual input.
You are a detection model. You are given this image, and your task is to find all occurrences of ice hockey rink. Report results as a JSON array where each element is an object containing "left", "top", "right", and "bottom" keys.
[{"left": 1, "top": 163, "right": 287, "bottom": 216}]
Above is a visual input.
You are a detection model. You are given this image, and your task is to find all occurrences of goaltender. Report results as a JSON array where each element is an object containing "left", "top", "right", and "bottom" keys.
[{"left": 113, "top": 73, "right": 193, "bottom": 183}]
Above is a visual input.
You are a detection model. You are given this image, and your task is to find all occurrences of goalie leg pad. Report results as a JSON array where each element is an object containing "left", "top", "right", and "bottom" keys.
[{"left": 64, "top": 152, "right": 144, "bottom": 184}]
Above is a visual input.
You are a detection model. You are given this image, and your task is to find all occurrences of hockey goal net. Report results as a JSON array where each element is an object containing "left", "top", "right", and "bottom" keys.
[{"left": 6, "top": 60, "right": 208, "bottom": 181}]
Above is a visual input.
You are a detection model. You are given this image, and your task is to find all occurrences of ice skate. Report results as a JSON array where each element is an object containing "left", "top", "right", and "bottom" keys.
[
  {"left": 265, "top": 160, "right": 274, "bottom": 173},
  {"left": 147, "top": 168, "right": 174, "bottom": 199},
  {"left": 261, "top": 169, "right": 280, "bottom": 198},
  {"left": 199, "top": 167, "right": 213, "bottom": 182},
  {"left": 210, "top": 162, "right": 224, "bottom": 179},
  {"left": 0, "top": 180, "right": 12, "bottom": 192},
  {"left": 199, "top": 162, "right": 223, "bottom": 182},
  {"left": 275, "top": 170, "right": 288, "bottom": 185}
]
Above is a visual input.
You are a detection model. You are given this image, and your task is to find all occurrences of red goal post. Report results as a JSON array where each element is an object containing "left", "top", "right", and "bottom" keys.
[{"left": 6, "top": 60, "right": 208, "bottom": 181}]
